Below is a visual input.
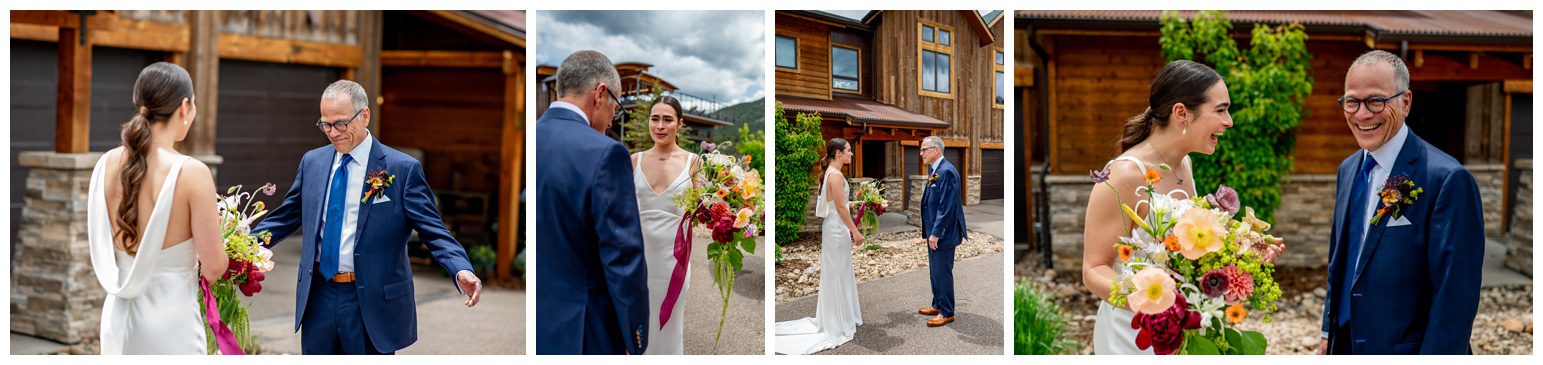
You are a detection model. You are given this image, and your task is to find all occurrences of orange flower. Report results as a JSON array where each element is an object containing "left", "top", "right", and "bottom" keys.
[
  {"left": 1143, "top": 168, "right": 1162, "bottom": 184},
  {"left": 1225, "top": 302, "right": 1248, "bottom": 324},
  {"left": 715, "top": 187, "right": 730, "bottom": 198},
  {"left": 1117, "top": 245, "right": 1134, "bottom": 261},
  {"left": 1163, "top": 235, "right": 1181, "bottom": 251}
]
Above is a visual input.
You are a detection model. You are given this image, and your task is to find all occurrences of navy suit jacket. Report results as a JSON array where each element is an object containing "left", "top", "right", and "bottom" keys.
[
  {"left": 1321, "top": 131, "right": 1484, "bottom": 354},
  {"left": 534, "top": 107, "right": 650, "bottom": 355},
  {"left": 921, "top": 158, "right": 968, "bottom": 248},
  {"left": 253, "top": 138, "right": 473, "bottom": 353}
]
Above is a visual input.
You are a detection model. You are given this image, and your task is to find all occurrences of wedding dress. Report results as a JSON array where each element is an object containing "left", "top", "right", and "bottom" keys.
[
  {"left": 1092, "top": 155, "right": 1192, "bottom": 355},
  {"left": 635, "top": 153, "right": 694, "bottom": 355},
  {"left": 87, "top": 153, "right": 208, "bottom": 355},
  {"left": 773, "top": 169, "right": 861, "bottom": 355}
]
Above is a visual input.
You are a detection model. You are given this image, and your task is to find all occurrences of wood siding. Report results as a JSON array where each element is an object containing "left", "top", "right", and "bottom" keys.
[{"left": 774, "top": 13, "right": 832, "bottom": 100}]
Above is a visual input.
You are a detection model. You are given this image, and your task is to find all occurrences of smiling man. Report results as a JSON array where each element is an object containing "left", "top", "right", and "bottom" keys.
[{"left": 1318, "top": 50, "right": 1485, "bottom": 355}]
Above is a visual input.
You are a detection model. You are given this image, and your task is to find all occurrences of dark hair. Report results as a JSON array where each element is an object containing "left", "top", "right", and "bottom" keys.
[
  {"left": 820, "top": 138, "right": 850, "bottom": 189},
  {"left": 1119, "top": 60, "right": 1222, "bottom": 152},
  {"left": 117, "top": 62, "right": 193, "bottom": 255},
  {"left": 651, "top": 95, "right": 684, "bottom": 122}
]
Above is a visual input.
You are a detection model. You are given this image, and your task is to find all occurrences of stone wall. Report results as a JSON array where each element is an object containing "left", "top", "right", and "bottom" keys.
[
  {"left": 907, "top": 175, "right": 927, "bottom": 227},
  {"left": 11, "top": 152, "right": 105, "bottom": 344},
  {"left": 801, "top": 177, "right": 902, "bottom": 233},
  {"left": 966, "top": 175, "right": 982, "bottom": 205},
  {"left": 1469, "top": 164, "right": 1506, "bottom": 237},
  {"left": 1506, "top": 159, "right": 1532, "bottom": 276}
]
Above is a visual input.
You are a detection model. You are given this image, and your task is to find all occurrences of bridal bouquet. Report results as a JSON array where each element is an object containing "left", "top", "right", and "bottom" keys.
[
  {"left": 849, "top": 179, "right": 888, "bottom": 239},
  {"left": 1093, "top": 165, "right": 1285, "bottom": 355},
  {"left": 673, "top": 141, "right": 764, "bottom": 353},
  {"left": 201, "top": 183, "right": 279, "bottom": 355}
]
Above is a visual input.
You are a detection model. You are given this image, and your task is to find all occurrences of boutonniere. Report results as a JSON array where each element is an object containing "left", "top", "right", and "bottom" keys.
[
  {"left": 929, "top": 172, "right": 939, "bottom": 184},
  {"left": 361, "top": 168, "right": 395, "bottom": 203},
  {"left": 1369, "top": 174, "right": 1423, "bottom": 225}
]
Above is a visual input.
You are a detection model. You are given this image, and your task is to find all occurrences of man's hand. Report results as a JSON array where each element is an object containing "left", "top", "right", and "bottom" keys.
[
  {"left": 457, "top": 270, "right": 482, "bottom": 307},
  {"left": 1316, "top": 338, "right": 1329, "bottom": 355},
  {"left": 928, "top": 235, "right": 939, "bottom": 250}
]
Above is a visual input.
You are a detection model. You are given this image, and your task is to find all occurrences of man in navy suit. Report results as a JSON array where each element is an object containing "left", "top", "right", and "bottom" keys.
[
  {"left": 254, "top": 80, "right": 482, "bottom": 355},
  {"left": 917, "top": 136, "right": 968, "bottom": 327},
  {"left": 534, "top": 50, "right": 650, "bottom": 355},
  {"left": 1319, "top": 50, "right": 1484, "bottom": 355}
]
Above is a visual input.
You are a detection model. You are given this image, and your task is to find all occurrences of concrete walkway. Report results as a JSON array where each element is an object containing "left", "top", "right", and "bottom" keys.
[
  {"left": 682, "top": 235, "right": 765, "bottom": 355},
  {"left": 877, "top": 199, "right": 1005, "bottom": 240},
  {"left": 774, "top": 252, "right": 1005, "bottom": 355},
  {"left": 1482, "top": 236, "right": 1531, "bottom": 288}
]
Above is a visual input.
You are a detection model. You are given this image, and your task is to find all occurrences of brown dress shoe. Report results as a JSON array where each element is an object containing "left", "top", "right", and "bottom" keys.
[
  {"left": 927, "top": 314, "right": 955, "bottom": 327},
  {"left": 918, "top": 307, "right": 941, "bottom": 315}
]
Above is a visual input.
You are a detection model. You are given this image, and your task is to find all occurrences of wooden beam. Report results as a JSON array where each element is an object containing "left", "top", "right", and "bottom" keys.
[
  {"left": 218, "top": 33, "right": 362, "bottom": 68},
  {"left": 11, "top": 10, "right": 80, "bottom": 28},
  {"left": 357, "top": 10, "right": 383, "bottom": 135},
  {"left": 380, "top": 50, "right": 506, "bottom": 68},
  {"left": 496, "top": 52, "right": 524, "bottom": 280},
  {"left": 181, "top": 10, "right": 220, "bottom": 156},
  {"left": 55, "top": 26, "right": 91, "bottom": 153},
  {"left": 427, "top": 10, "right": 525, "bottom": 48},
  {"left": 979, "top": 141, "right": 1005, "bottom": 149},
  {"left": 11, "top": 14, "right": 189, "bottom": 52},
  {"left": 1504, "top": 80, "right": 1532, "bottom": 94}
]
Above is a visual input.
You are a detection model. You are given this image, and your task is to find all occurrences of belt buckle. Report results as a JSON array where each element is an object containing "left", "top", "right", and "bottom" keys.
[{"left": 331, "top": 272, "right": 355, "bottom": 283}]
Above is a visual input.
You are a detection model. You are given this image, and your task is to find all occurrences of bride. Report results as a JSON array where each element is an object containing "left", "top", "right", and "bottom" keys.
[
  {"left": 87, "top": 62, "right": 230, "bottom": 355},
  {"left": 774, "top": 138, "right": 865, "bottom": 355},
  {"left": 632, "top": 95, "right": 702, "bottom": 355},
  {"left": 1082, "top": 60, "right": 1232, "bottom": 354}
]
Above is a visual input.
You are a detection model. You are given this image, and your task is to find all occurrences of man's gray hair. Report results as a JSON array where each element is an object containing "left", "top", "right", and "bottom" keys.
[
  {"left": 322, "top": 80, "right": 369, "bottom": 111},
  {"left": 1350, "top": 50, "right": 1410, "bottom": 92},
  {"left": 556, "top": 50, "right": 621, "bottom": 99},
  {"left": 922, "top": 136, "right": 945, "bottom": 150}
]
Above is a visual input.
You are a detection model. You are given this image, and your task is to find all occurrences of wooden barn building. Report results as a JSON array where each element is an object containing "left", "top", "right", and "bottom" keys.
[
  {"left": 9, "top": 10, "right": 526, "bottom": 346},
  {"left": 1012, "top": 11, "right": 1532, "bottom": 271}
]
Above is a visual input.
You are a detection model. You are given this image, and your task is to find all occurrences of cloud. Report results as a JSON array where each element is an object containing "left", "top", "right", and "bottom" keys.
[{"left": 537, "top": 11, "right": 766, "bottom": 105}]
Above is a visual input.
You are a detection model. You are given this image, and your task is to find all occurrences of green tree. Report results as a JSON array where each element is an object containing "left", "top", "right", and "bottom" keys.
[
  {"left": 736, "top": 123, "right": 765, "bottom": 180},
  {"left": 773, "top": 102, "right": 825, "bottom": 257},
  {"left": 1159, "top": 10, "right": 1313, "bottom": 223},
  {"left": 621, "top": 83, "right": 698, "bottom": 153}
]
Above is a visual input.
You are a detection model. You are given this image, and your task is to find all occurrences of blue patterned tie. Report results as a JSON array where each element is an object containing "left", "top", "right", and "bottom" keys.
[
  {"left": 320, "top": 153, "right": 354, "bottom": 279},
  {"left": 1337, "top": 153, "right": 1378, "bottom": 326}
]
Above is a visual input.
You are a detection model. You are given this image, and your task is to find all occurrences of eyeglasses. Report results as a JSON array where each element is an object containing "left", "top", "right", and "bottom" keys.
[
  {"left": 607, "top": 86, "right": 625, "bottom": 123},
  {"left": 920, "top": 146, "right": 939, "bottom": 153},
  {"left": 317, "top": 108, "right": 364, "bottom": 132},
  {"left": 1337, "top": 91, "right": 1406, "bottom": 114}
]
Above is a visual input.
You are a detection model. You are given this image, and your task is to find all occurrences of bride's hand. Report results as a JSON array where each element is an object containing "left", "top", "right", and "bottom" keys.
[{"left": 851, "top": 231, "right": 865, "bottom": 245}]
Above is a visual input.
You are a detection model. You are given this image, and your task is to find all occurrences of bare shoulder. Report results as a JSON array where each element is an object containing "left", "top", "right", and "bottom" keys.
[
  {"left": 1100, "top": 159, "right": 1147, "bottom": 195},
  {"left": 176, "top": 157, "right": 214, "bottom": 191}
]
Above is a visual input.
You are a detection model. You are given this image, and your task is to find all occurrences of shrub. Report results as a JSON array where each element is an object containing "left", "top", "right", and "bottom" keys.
[
  {"left": 773, "top": 102, "right": 825, "bottom": 259},
  {"left": 1014, "top": 279, "right": 1074, "bottom": 355}
]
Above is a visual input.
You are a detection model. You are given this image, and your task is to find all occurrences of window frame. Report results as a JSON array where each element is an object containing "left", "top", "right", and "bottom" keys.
[
  {"left": 830, "top": 43, "right": 862, "bottom": 94},
  {"left": 917, "top": 19, "right": 955, "bottom": 99},
  {"left": 994, "top": 48, "right": 1005, "bottom": 108},
  {"left": 774, "top": 35, "right": 799, "bottom": 70}
]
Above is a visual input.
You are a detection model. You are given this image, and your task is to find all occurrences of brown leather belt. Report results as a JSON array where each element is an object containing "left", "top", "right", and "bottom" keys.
[{"left": 330, "top": 272, "right": 355, "bottom": 283}]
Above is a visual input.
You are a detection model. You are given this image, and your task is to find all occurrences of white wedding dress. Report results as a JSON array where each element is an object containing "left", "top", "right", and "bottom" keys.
[
  {"left": 774, "top": 169, "right": 861, "bottom": 355},
  {"left": 1092, "top": 155, "right": 1192, "bottom": 355},
  {"left": 634, "top": 153, "right": 694, "bottom": 355},
  {"left": 87, "top": 153, "right": 208, "bottom": 355}
]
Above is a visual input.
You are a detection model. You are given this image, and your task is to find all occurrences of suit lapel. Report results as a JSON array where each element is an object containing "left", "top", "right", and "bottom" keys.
[
  {"left": 1351, "top": 132, "right": 1425, "bottom": 282},
  {"left": 354, "top": 138, "right": 384, "bottom": 251},
  {"left": 306, "top": 149, "right": 334, "bottom": 265}
]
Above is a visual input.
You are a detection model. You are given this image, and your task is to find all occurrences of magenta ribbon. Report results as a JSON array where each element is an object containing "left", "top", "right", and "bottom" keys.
[
  {"left": 658, "top": 207, "right": 697, "bottom": 329},
  {"left": 200, "top": 276, "right": 246, "bottom": 355},
  {"left": 854, "top": 203, "right": 868, "bottom": 227}
]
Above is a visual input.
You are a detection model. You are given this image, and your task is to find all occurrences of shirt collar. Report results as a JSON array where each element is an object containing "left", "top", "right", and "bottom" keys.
[
  {"left": 931, "top": 156, "right": 944, "bottom": 173},
  {"left": 1366, "top": 124, "right": 1409, "bottom": 170},
  {"left": 340, "top": 132, "right": 374, "bottom": 166},
  {"left": 548, "top": 101, "right": 590, "bottom": 125}
]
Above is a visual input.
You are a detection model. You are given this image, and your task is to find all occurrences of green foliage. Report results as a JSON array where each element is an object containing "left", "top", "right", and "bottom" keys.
[
  {"left": 1159, "top": 10, "right": 1313, "bottom": 223},
  {"left": 736, "top": 123, "right": 766, "bottom": 180},
  {"left": 201, "top": 281, "right": 257, "bottom": 354},
  {"left": 773, "top": 102, "right": 825, "bottom": 249},
  {"left": 622, "top": 83, "right": 698, "bottom": 153},
  {"left": 468, "top": 244, "right": 497, "bottom": 277},
  {"left": 1013, "top": 279, "right": 1074, "bottom": 355},
  {"left": 714, "top": 98, "right": 766, "bottom": 141}
]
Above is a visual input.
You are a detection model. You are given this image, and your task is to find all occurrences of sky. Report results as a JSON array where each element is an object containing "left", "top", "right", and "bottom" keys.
[
  {"left": 536, "top": 10, "right": 766, "bottom": 106},
  {"left": 822, "top": 10, "right": 999, "bottom": 22}
]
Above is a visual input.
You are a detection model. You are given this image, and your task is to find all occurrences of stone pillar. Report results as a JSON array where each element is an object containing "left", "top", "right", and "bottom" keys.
[
  {"left": 11, "top": 151, "right": 105, "bottom": 344},
  {"left": 907, "top": 175, "right": 927, "bottom": 227},
  {"left": 1467, "top": 163, "right": 1506, "bottom": 237},
  {"left": 1506, "top": 159, "right": 1532, "bottom": 276},
  {"left": 881, "top": 177, "right": 903, "bottom": 212},
  {"left": 966, "top": 175, "right": 982, "bottom": 206}
]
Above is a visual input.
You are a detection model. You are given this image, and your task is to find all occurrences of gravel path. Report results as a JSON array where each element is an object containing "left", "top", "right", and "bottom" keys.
[{"left": 777, "top": 230, "right": 1004, "bottom": 303}]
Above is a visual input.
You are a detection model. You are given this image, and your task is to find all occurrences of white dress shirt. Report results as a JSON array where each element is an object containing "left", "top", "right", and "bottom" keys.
[
  {"left": 1358, "top": 124, "right": 1409, "bottom": 245},
  {"left": 321, "top": 132, "right": 374, "bottom": 273},
  {"left": 548, "top": 101, "right": 590, "bottom": 124}
]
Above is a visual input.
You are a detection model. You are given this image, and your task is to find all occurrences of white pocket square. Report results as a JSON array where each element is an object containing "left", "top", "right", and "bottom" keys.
[
  {"left": 373, "top": 195, "right": 391, "bottom": 204},
  {"left": 1388, "top": 215, "right": 1412, "bottom": 227}
]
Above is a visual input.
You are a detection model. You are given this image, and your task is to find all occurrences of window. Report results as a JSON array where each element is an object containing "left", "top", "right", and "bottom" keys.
[
  {"left": 831, "top": 44, "right": 860, "bottom": 92},
  {"left": 775, "top": 36, "right": 797, "bottom": 69},
  {"left": 994, "top": 49, "right": 1005, "bottom": 107},
  {"left": 918, "top": 20, "right": 953, "bottom": 98}
]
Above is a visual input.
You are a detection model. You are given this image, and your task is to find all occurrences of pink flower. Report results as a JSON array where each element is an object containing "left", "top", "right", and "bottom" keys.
[
  {"left": 1199, "top": 269, "right": 1230, "bottom": 298},
  {"left": 1222, "top": 265, "right": 1255, "bottom": 302},
  {"left": 1131, "top": 290, "right": 1201, "bottom": 355},
  {"left": 1206, "top": 184, "right": 1241, "bottom": 215},
  {"left": 1174, "top": 208, "right": 1225, "bottom": 260},
  {"left": 1126, "top": 268, "right": 1177, "bottom": 315}
]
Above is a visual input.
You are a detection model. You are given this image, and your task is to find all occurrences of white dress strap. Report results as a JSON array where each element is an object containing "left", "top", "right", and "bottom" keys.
[
  {"left": 814, "top": 169, "right": 839, "bottom": 218},
  {"left": 89, "top": 153, "right": 192, "bottom": 299},
  {"left": 1104, "top": 155, "right": 1148, "bottom": 172}
]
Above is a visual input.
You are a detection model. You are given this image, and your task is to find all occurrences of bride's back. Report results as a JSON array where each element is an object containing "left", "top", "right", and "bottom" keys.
[{"left": 103, "top": 148, "right": 195, "bottom": 253}]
